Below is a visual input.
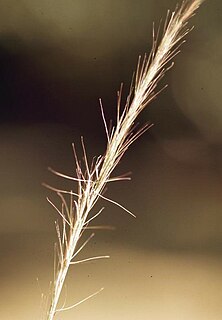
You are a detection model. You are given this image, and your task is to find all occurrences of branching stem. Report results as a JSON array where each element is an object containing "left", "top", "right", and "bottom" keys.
[{"left": 44, "top": 1, "right": 205, "bottom": 319}]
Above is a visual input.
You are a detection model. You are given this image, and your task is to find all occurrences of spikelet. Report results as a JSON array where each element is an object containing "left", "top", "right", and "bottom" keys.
[{"left": 43, "top": 1, "right": 205, "bottom": 319}]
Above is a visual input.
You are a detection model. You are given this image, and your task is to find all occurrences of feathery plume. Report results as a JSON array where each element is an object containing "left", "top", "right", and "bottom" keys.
[{"left": 43, "top": 1, "right": 205, "bottom": 319}]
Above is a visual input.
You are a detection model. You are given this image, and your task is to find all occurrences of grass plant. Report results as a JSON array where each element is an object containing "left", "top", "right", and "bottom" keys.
[{"left": 42, "top": 1, "right": 205, "bottom": 318}]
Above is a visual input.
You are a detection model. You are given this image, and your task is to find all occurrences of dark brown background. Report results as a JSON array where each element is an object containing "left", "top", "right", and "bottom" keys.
[{"left": 0, "top": 0, "right": 221, "bottom": 319}]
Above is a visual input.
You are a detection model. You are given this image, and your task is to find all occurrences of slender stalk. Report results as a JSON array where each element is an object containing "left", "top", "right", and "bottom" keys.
[{"left": 44, "top": 1, "right": 205, "bottom": 319}]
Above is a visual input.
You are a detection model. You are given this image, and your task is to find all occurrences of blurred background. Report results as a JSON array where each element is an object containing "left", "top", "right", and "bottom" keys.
[{"left": 0, "top": 0, "right": 222, "bottom": 319}]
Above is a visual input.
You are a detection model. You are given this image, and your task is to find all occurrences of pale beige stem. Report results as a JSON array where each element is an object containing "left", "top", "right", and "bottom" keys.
[{"left": 45, "top": 1, "right": 205, "bottom": 319}]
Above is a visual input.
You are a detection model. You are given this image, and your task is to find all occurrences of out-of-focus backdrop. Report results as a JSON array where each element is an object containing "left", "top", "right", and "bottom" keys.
[{"left": 0, "top": 1, "right": 221, "bottom": 319}]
